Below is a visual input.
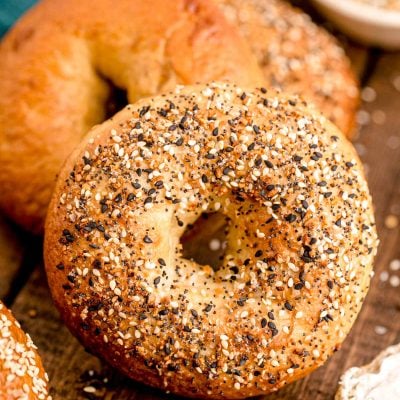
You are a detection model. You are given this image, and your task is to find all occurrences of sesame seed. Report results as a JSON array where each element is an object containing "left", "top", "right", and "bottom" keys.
[
  {"left": 83, "top": 386, "right": 96, "bottom": 393},
  {"left": 143, "top": 235, "right": 153, "bottom": 243}
]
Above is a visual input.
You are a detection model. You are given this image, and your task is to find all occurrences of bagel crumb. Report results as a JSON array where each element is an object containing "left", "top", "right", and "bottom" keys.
[
  {"left": 380, "top": 271, "right": 389, "bottom": 282},
  {"left": 389, "top": 275, "right": 400, "bottom": 287},
  {"left": 389, "top": 259, "right": 400, "bottom": 271},
  {"left": 361, "top": 87, "right": 377, "bottom": 103},
  {"left": 374, "top": 325, "right": 388, "bottom": 335},
  {"left": 385, "top": 215, "right": 399, "bottom": 229}
]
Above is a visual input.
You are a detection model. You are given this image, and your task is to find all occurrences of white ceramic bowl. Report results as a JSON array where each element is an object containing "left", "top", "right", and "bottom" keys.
[{"left": 310, "top": 0, "right": 400, "bottom": 49}]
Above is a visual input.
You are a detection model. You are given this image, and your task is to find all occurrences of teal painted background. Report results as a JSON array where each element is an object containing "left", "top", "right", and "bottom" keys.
[{"left": 0, "top": 1, "right": 36, "bottom": 36}]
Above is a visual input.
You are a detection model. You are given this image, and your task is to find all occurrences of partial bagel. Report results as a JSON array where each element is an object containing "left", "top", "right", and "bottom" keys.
[
  {"left": 45, "top": 83, "right": 378, "bottom": 399},
  {"left": 217, "top": 0, "right": 359, "bottom": 136},
  {"left": 0, "top": 302, "right": 49, "bottom": 400},
  {"left": 0, "top": 0, "right": 263, "bottom": 233}
]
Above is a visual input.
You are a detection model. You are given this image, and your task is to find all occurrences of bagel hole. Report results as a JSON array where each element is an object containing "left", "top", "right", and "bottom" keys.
[
  {"left": 100, "top": 75, "right": 129, "bottom": 120},
  {"left": 180, "top": 212, "right": 229, "bottom": 272}
]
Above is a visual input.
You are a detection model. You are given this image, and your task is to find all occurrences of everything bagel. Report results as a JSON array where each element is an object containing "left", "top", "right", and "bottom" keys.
[
  {"left": 217, "top": 0, "right": 359, "bottom": 136},
  {"left": 45, "top": 83, "right": 378, "bottom": 399},
  {"left": 0, "top": 302, "right": 49, "bottom": 400}
]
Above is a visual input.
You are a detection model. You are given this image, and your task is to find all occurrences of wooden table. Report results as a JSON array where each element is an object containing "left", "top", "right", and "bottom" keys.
[{"left": 1, "top": 3, "right": 399, "bottom": 400}]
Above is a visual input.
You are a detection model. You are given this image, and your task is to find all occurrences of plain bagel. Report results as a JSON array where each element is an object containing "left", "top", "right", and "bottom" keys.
[
  {"left": 45, "top": 83, "right": 378, "bottom": 399},
  {"left": 217, "top": 0, "right": 359, "bottom": 137},
  {"left": 0, "top": 0, "right": 263, "bottom": 233},
  {"left": 0, "top": 302, "right": 49, "bottom": 400}
]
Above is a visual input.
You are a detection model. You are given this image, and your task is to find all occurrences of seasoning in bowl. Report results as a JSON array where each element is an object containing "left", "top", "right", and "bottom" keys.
[{"left": 354, "top": 0, "right": 400, "bottom": 10}]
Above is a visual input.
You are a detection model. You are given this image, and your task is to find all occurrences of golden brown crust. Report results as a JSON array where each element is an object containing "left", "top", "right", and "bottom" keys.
[
  {"left": 0, "top": 0, "right": 264, "bottom": 233},
  {"left": 217, "top": 0, "right": 359, "bottom": 137},
  {"left": 0, "top": 302, "right": 49, "bottom": 400},
  {"left": 44, "top": 82, "right": 378, "bottom": 399}
]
